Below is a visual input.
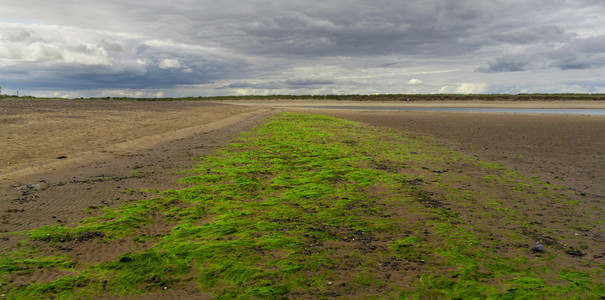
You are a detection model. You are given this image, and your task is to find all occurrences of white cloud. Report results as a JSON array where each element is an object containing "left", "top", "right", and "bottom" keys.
[
  {"left": 439, "top": 82, "right": 487, "bottom": 94},
  {"left": 457, "top": 83, "right": 487, "bottom": 94},
  {"left": 136, "top": 58, "right": 151, "bottom": 65},
  {"left": 407, "top": 78, "right": 423, "bottom": 85},
  {"left": 158, "top": 58, "right": 181, "bottom": 69},
  {"left": 0, "top": 23, "right": 120, "bottom": 66}
]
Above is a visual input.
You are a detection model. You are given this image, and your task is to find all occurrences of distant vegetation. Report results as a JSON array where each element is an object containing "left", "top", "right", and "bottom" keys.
[
  {"left": 0, "top": 95, "right": 40, "bottom": 100},
  {"left": 3, "top": 93, "right": 605, "bottom": 102},
  {"left": 188, "top": 93, "right": 605, "bottom": 102}
]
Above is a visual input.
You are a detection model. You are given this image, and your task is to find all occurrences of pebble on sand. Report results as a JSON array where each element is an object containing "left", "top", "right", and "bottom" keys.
[{"left": 531, "top": 244, "right": 544, "bottom": 253}]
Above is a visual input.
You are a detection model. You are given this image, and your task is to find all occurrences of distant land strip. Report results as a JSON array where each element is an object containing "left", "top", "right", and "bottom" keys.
[{"left": 2, "top": 93, "right": 605, "bottom": 102}]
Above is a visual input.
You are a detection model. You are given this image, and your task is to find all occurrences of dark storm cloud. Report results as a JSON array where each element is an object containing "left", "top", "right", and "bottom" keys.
[
  {"left": 1, "top": 0, "right": 605, "bottom": 95},
  {"left": 284, "top": 79, "right": 335, "bottom": 86},
  {"left": 478, "top": 34, "right": 605, "bottom": 73},
  {"left": 476, "top": 55, "right": 532, "bottom": 73},
  {"left": 222, "top": 78, "right": 336, "bottom": 90},
  {"left": 549, "top": 35, "right": 605, "bottom": 70},
  {"left": 4, "top": 0, "right": 500, "bottom": 58},
  {"left": 491, "top": 25, "right": 573, "bottom": 45},
  {"left": 215, "top": 1, "right": 494, "bottom": 57},
  {"left": 474, "top": 1, "right": 605, "bottom": 74}
]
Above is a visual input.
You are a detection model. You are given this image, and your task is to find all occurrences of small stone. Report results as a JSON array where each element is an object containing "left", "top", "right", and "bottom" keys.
[
  {"left": 566, "top": 248, "right": 585, "bottom": 257},
  {"left": 531, "top": 244, "right": 544, "bottom": 253},
  {"left": 56, "top": 156, "right": 68, "bottom": 159}
]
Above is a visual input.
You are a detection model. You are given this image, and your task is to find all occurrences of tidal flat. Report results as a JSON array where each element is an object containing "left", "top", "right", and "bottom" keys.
[{"left": 1, "top": 110, "right": 603, "bottom": 298}]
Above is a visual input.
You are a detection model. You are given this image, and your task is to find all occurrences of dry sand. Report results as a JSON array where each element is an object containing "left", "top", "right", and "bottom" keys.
[
  {"left": 1, "top": 99, "right": 275, "bottom": 236},
  {"left": 1, "top": 99, "right": 271, "bottom": 177}
]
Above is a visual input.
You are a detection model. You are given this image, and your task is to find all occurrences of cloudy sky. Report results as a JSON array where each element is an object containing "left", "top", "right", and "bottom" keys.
[{"left": 1, "top": 0, "right": 605, "bottom": 97}]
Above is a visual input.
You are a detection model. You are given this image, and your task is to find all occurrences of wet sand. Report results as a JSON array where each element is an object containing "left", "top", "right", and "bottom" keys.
[{"left": 293, "top": 108, "right": 605, "bottom": 197}]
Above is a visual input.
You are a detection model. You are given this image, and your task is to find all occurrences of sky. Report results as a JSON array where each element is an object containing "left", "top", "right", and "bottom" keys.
[{"left": 1, "top": 0, "right": 605, "bottom": 98}]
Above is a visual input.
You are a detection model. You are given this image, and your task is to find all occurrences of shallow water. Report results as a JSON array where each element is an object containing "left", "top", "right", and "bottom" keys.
[{"left": 304, "top": 106, "right": 605, "bottom": 115}]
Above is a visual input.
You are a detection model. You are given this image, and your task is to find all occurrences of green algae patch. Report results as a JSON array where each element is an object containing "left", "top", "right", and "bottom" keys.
[{"left": 1, "top": 112, "right": 603, "bottom": 299}]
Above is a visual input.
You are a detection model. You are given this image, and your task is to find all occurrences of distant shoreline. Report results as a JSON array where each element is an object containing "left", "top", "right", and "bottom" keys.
[
  {"left": 223, "top": 99, "right": 605, "bottom": 109},
  {"left": 3, "top": 93, "right": 605, "bottom": 102}
]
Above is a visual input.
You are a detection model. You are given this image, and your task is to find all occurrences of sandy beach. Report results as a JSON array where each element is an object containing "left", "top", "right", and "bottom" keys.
[
  {"left": 0, "top": 99, "right": 275, "bottom": 235},
  {"left": 0, "top": 98, "right": 603, "bottom": 298},
  {"left": 1, "top": 98, "right": 604, "bottom": 234}
]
